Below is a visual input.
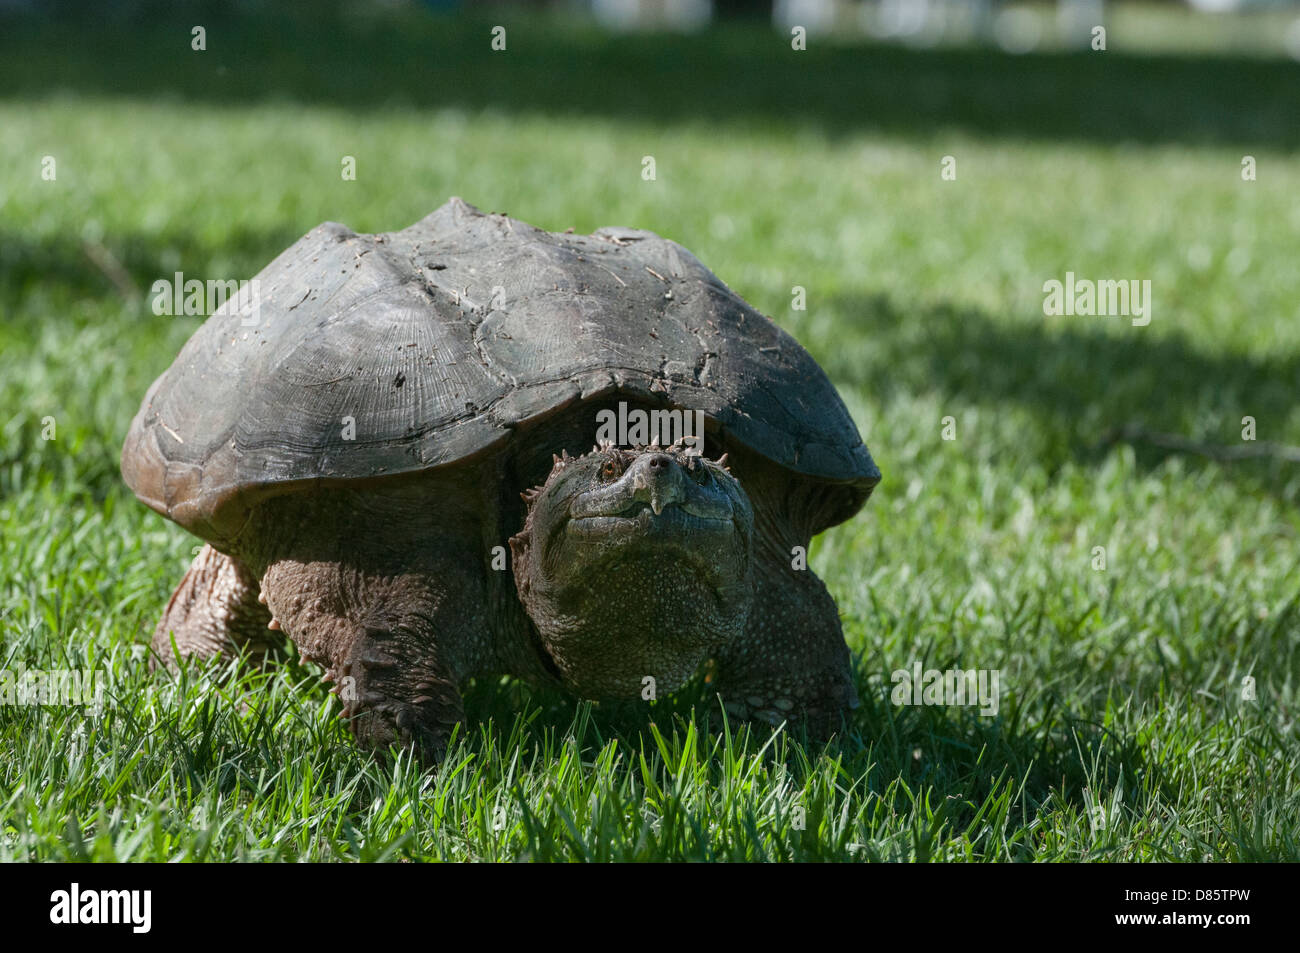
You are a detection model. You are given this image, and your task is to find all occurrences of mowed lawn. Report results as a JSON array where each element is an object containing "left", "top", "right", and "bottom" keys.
[{"left": 1, "top": 7, "right": 1298, "bottom": 861}]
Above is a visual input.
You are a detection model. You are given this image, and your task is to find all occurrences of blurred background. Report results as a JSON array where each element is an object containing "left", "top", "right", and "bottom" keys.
[
  {"left": 1, "top": 0, "right": 1298, "bottom": 860},
  {"left": 8, "top": 0, "right": 1300, "bottom": 52}
]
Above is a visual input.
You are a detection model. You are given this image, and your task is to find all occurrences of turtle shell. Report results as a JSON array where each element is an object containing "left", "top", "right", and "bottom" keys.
[{"left": 122, "top": 198, "right": 880, "bottom": 545}]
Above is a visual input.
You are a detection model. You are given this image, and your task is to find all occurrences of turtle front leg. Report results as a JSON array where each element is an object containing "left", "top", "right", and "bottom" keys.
[
  {"left": 337, "top": 614, "right": 465, "bottom": 764},
  {"left": 150, "top": 544, "right": 278, "bottom": 670},
  {"left": 259, "top": 554, "right": 485, "bottom": 764},
  {"left": 711, "top": 552, "right": 859, "bottom": 738}
]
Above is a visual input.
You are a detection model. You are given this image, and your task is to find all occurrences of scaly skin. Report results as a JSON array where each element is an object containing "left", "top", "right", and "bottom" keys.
[
  {"left": 149, "top": 543, "right": 276, "bottom": 668},
  {"left": 149, "top": 445, "right": 859, "bottom": 762},
  {"left": 509, "top": 445, "right": 754, "bottom": 699}
]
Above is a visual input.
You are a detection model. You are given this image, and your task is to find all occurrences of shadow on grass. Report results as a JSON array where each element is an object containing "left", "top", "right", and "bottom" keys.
[
  {"left": 6, "top": 230, "right": 1298, "bottom": 507},
  {"left": 817, "top": 292, "right": 1300, "bottom": 502},
  {"left": 2, "top": 2, "right": 1298, "bottom": 149},
  {"left": 141, "top": 615, "right": 1295, "bottom": 859},
  {"left": 0, "top": 228, "right": 304, "bottom": 308},
  {"left": 459, "top": 667, "right": 1172, "bottom": 857}
]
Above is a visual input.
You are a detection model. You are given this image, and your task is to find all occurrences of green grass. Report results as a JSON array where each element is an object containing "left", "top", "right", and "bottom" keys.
[{"left": 1, "top": 3, "right": 1298, "bottom": 861}]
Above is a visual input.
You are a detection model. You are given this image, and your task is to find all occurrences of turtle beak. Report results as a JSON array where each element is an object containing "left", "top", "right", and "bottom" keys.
[{"left": 626, "top": 452, "right": 686, "bottom": 515}]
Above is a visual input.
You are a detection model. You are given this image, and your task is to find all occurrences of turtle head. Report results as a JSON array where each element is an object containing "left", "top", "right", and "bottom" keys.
[{"left": 509, "top": 443, "right": 754, "bottom": 699}]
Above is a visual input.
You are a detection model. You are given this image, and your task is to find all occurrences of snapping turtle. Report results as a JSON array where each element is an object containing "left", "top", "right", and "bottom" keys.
[{"left": 123, "top": 197, "right": 880, "bottom": 760}]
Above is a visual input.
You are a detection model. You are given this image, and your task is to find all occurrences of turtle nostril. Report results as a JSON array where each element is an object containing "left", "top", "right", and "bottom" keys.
[{"left": 647, "top": 453, "right": 672, "bottom": 471}]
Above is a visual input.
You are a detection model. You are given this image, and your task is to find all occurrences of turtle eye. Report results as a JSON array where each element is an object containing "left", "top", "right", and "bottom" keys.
[{"left": 600, "top": 458, "right": 622, "bottom": 481}]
